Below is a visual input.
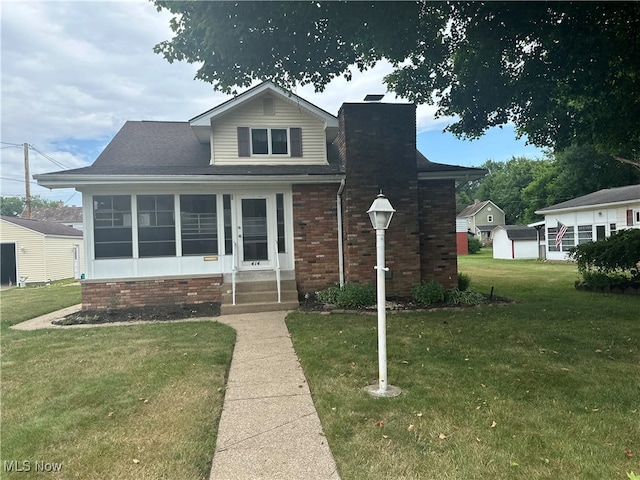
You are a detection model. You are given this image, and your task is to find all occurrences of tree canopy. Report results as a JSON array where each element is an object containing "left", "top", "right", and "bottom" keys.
[
  {"left": 0, "top": 196, "right": 61, "bottom": 217},
  {"left": 153, "top": 1, "right": 640, "bottom": 166}
]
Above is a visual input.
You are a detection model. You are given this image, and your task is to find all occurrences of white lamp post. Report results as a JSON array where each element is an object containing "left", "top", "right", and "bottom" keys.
[{"left": 364, "top": 192, "right": 402, "bottom": 398}]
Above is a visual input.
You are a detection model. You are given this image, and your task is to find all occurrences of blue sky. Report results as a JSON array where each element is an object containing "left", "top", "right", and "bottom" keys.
[{"left": 1, "top": 1, "right": 545, "bottom": 207}]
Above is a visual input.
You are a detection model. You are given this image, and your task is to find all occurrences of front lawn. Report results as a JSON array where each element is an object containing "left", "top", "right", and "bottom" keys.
[
  {"left": 287, "top": 252, "right": 640, "bottom": 479},
  {"left": 1, "top": 283, "right": 235, "bottom": 480}
]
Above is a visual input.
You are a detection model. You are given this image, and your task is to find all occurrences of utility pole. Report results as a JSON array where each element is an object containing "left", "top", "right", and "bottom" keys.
[{"left": 23, "top": 143, "right": 31, "bottom": 219}]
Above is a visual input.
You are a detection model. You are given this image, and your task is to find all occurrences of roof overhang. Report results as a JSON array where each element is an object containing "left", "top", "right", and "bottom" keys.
[
  {"left": 35, "top": 173, "right": 345, "bottom": 189},
  {"left": 418, "top": 168, "right": 487, "bottom": 182},
  {"left": 535, "top": 199, "right": 640, "bottom": 215}
]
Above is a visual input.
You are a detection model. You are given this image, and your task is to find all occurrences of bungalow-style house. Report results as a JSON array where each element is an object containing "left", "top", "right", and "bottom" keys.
[
  {"left": 0, "top": 216, "right": 84, "bottom": 286},
  {"left": 535, "top": 184, "right": 640, "bottom": 261},
  {"left": 457, "top": 200, "right": 505, "bottom": 244},
  {"left": 30, "top": 204, "right": 84, "bottom": 231},
  {"left": 35, "top": 82, "right": 485, "bottom": 313},
  {"left": 491, "top": 225, "right": 540, "bottom": 260}
]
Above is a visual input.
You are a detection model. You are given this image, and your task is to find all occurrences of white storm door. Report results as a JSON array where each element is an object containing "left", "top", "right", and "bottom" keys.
[{"left": 237, "top": 197, "right": 273, "bottom": 270}]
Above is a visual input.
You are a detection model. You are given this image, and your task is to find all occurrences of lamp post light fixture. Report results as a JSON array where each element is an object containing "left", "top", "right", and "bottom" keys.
[{"left": 364, "top": 192, "right": 402, "bottom": 398}]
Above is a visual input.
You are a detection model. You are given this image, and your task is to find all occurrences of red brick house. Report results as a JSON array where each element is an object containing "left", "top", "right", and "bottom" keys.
[{"left": 35, "top": 82, "right": 485, "bottom": 313}]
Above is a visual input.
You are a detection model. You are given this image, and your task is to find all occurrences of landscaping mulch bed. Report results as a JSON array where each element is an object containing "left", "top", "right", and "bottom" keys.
[{"left": 53, "top": 302, "right": 221, "bottom": 326}]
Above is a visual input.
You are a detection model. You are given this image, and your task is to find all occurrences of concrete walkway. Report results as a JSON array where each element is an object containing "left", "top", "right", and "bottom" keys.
[
  {"left": 10, "top": 308, "right": 341, "bottom": 479},
  {"left": 211, "top": 312, "right": 341, "bottom": 480}
]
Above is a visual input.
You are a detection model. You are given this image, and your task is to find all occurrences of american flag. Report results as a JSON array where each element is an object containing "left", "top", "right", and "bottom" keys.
[{"left": 555, "top": 221, "right": 568, "bottom": 248}]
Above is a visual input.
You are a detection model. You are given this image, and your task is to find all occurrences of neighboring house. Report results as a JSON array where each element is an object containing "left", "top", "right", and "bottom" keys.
[
  {"left": 29, "top": 204, "right": 84, "bottom": 231},
  {"left": 491, "top": 225, "right": 540, "bottom": 260},
  {"left": 534, "top": 184, "right": 640, "bottom": 261},
  {"left": 35, "top": 81, "right": 485, "bottom": 313},
  {"left": 0, "top": 216, "right": 84, "bottom": 286},
  {"left": 457, "top": 200, "right": 505, "bottom": 243}
]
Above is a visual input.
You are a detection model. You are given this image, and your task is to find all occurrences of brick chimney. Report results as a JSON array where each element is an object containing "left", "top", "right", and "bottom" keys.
[{"left": 338, "top": 102, "right": 421, "bottom": 297}]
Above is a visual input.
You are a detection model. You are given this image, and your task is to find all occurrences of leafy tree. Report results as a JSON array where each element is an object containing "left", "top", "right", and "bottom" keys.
[
  {"left": 153, "top": 1, "right": 640, "bottom": 167},
  {"left": 0, "top": 196, "right": 61, "bottom": 217}
]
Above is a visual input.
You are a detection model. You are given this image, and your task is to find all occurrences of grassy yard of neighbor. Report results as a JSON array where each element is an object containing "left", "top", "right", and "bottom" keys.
[
  {"left": 1, "top": 282, "right": 235, "bottom": 480},
  {"left": 287, "top": 250, "right": 640, "bottom": 480}
]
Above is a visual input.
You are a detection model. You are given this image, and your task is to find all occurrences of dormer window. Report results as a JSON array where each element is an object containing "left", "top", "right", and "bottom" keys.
[
  {"left": 252, "top": 128, "right": 288, "bottom": 155},
  {"left": 238, "top": 127, "right": 302, "bottom": 158}
]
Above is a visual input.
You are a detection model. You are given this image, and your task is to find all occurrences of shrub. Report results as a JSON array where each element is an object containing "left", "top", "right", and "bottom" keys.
[
  {"left": 412, "top": 280, "right": 446, "bottom": 305},
  {"left": 457, "top": 272, "right": 471, "bottom": 291},
  {"left": 316, "top": 283, "right": 376, "bottom": 308},
  {"left": 446, "top": 288, "right": 487, "bottom": 305},
  {"left": 336, "top": 283, "right": 376, "bottom": 308},
  {"left": 316, "top": 284, "right": 340, "bottom": 305},
  {"left": 468, "top": 236, "right": 483, "bottom": 254},
  {"left": 569, "top": 228, "right": 640, "bottom": 287}
]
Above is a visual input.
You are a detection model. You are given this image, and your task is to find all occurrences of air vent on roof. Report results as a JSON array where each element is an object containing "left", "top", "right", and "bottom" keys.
[{"left": 364, "top": 94, "right": 384, "bottom": 102}]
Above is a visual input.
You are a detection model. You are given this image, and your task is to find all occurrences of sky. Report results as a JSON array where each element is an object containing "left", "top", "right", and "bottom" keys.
[{"left": 1, "top": 0, "right": 545, "bottom": 207}]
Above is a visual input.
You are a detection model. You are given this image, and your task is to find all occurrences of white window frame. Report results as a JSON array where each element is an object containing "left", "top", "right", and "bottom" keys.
[
  {"left": 487, "top": 214, "right": 494, "bottom": 223},
  {"left": 251, "top": 127, "right": 290, "bottom": 156},
  {"left": 635, "top": 210, "right": 640, "bottom": 225}
]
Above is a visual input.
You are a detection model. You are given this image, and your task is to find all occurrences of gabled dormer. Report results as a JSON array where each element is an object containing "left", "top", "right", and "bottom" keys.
[{"left": 189, "top": 81, "right": 338, "bottom": 166}]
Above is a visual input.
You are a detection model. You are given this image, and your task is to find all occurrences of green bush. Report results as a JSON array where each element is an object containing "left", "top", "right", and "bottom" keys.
[
  {"left": 457, "top": 272, "right": 471, "bottom": 291},
  {"left": 468, "top": 236, "right": 483, "bottom": 254},
  {"left": 316, "top": 284, "right": 340, "bottom": 304},
  {"left": 412, "top": 280, "right": 446, "bottom": 305},
  {"left": 316, "top": 283, "right": 376, "bottom": 308},
  {"left": 570, "top": 228, "right": 640, "bottom": 287},
  {"left": 446, "top": 288, "right": 487, "bottom": 305}
]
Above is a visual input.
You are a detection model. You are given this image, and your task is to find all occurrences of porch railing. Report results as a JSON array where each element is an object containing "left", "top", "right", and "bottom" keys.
[
  {"left": 232, "top": 241, "right": 238, "bottom": 305},
  {"left": 274, "top": 241, "right": 281, "bottom": 304}
]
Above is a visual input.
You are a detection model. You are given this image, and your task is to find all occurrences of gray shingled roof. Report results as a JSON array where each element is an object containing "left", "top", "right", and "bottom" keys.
[
  {"left": 457, "top": 200, "right": 491, "bottom": 218},
  {"left": 495, "top": 225, "right": 538, "bottom": 241},
  {"left": 536, "top": 184, "right": 640, "bottom": 213},
  {"left": 1, "top": 216, "right": 83, "bottom": 237},
  {"left": 36, "top": 120, "right": 486, "bottom": 181},
  {"left": 30, "top": 206, "right": 83, "bottom": 223}
]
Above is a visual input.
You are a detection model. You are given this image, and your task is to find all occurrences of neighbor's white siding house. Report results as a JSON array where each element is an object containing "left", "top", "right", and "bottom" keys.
[{"left": 535, "top": 185, "right": 640, "bottom": 261}]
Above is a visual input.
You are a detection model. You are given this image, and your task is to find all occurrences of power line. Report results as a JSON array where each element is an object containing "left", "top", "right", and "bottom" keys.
[
  {"left": 0, "top": 141, "right": 24, "bottom": 147},
  {"left": 29, "top": 145, "right": 71, "bottom": 170}
]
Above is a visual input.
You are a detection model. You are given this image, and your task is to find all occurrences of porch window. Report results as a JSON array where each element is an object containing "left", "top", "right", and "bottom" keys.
[
  {"left": 93, "top": 195, "right": 132, "bottom": 259},
  {"left": 223, "top": 194, "right": 233, "bottom": 255},
  {"left": 276, "top": 193, "right": 286, "bottom": 253},
  {"left": 610, "top": 223, "right": 617, "bottom": 236},
  {"left": 137, "top": 195, "right": 175, "bottom": 257},
  {"left": 547, "top": 225, "right": 575, "bottom": 252},
  {"left": 180, "top": 195, "right": 217, "bottom": 255},
  {"left": 577, "top": 225, "right": 593, "bottom": 245}
]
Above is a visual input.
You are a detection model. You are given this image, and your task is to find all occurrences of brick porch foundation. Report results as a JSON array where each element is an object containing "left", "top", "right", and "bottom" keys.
[{"left": 81, "top": 275, "right": 223, "bottom": 310}]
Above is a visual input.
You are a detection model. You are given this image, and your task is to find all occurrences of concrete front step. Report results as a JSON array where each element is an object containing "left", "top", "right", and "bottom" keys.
[
  {"left": 220, "top": 279, "right": 299, "bottom": 315},
  {"left": 221, "top": 301, "right": 300, "bottom": 315},
  {"left": 222, "top": 290, "right": 299, "bottom": 304},
  {"left": 221, "top": 279, "right": 297, "bottom": 294}
]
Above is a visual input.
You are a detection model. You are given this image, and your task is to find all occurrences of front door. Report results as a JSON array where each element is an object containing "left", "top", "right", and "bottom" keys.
[{"left": 238, "top": 197, "right": 272, "bottom": 270}]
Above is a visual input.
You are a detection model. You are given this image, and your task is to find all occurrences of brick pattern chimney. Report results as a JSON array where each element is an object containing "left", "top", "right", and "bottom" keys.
[{"left": 338, "top": 103, "right": 421, "bottom": 296}]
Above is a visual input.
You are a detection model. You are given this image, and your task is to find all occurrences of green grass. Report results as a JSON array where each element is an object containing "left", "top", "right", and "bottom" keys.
[
  {"left": 1, "top": 282, "right": 235, "bottom": 479},
  {"left": 287, "top": 250, "right": 640, "bottom": 480}
]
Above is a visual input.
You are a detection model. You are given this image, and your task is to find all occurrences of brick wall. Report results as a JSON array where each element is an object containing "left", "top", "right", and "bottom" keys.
[
  {"left": 338, "top": 102, "right": 421, "bottom": 296},
  {"left": 292, "top": 183, "right": 341, "bottom": 294},
  {"left": 81, "top": 275, "right": 222, "bottom": 310},
  {"left": 418, "top": 180, "right": 459, "bottom": 288}
]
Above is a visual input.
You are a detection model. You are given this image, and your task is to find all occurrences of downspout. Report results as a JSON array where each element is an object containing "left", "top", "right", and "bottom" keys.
[{"left": 337, "top": 179, "right": 345, "bottom": 287}]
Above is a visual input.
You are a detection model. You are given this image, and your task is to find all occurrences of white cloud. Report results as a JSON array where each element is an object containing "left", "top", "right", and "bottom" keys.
[{"left": 1, "top": 0, "right": 538, "bottom": 206}]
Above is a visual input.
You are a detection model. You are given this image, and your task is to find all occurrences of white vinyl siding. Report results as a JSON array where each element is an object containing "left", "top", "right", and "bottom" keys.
[
  {"left": 0, "top": 219, "right": 84, "bottom": 284},
  {"left": 212, "top": 94, "right": 327, "bottom": 165}
]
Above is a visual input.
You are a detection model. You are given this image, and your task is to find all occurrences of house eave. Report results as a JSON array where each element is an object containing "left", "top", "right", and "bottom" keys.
[
  {"left": 418, "top": 170, "right": 486, "bottom": 182},
  {"left": 35, "top": 173, "right": 345, "bottom": 189},
  {"left": 535, "top": 199, "right": 640, "bottom": 215}
]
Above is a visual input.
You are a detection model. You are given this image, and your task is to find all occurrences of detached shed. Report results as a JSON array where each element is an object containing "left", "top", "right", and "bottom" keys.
[
  {"left": 0, "top": 216, "right": 84, "bottom": 286},
  {"left": 492, "top": 225, "right": 539, "bottom": 260}
]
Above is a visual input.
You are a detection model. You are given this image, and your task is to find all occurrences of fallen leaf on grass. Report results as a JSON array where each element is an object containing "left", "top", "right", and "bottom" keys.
[
  {"left": 375, "top": 421, "right": 384, "bottom": 428},
  {"left": 438, "top": 433, "right": 447, "bottom": 440},
  {"left": 132, "top": 459, "right": 140, "bottom": 464},
  {"left": 408, "top": 424, "right": 415, "bottom": 432},
  {"left": 625, "top": 449, "right": 633, "bottom": 458},
  {"left": 490, "top": 421, "right": 497, "bottom": 428}
]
